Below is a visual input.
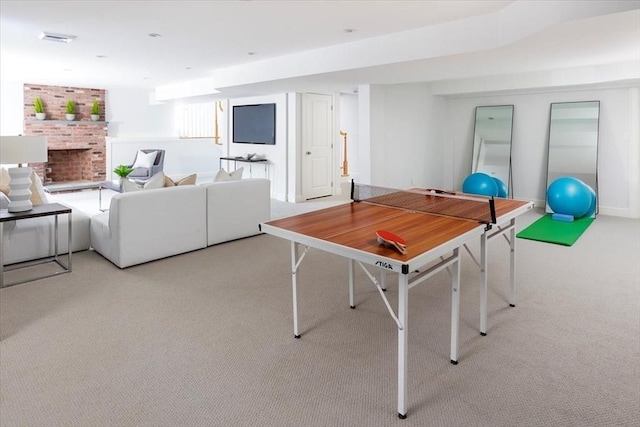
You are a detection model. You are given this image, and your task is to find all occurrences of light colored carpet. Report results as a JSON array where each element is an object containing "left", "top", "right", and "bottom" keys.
[{"left": 1, "top": 209, "right": 638, "bottom": 426}]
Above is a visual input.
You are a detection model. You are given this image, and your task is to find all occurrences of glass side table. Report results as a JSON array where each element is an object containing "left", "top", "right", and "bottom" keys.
[
  {"left": 98, "top": 179, "right": 124, "bottom": 211},
  {"left": 1, "top": 203, "right": 72, "bottom": 288}
]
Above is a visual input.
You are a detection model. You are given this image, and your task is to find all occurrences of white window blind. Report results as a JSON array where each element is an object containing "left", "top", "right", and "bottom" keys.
[{"left": 175, "top": 103, "right": 215, "bottom": 138}]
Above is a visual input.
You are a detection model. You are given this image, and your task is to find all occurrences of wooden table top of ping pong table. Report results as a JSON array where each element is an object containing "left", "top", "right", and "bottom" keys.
[
  {"left": 260, "top": 195, "right": 533, "bottom": 419},
  {"left": 263, "top": 196, "right": 531, "bottom": 270}
]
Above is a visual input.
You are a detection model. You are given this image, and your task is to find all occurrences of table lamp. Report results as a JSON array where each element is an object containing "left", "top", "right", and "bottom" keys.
[{"left": 0, "top": 135, "right": 48, "bottom": 212}]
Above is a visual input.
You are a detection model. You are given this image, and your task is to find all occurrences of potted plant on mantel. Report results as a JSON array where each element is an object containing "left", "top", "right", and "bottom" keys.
[
  {"left": 65, "top": 99, "right": 76, "bottom": 121},
  {"left": 34, "top": 96, "right": 46, "bottom": 120},
  {"left": 91, "top": 100, "right": 100, "bottom": 121}
]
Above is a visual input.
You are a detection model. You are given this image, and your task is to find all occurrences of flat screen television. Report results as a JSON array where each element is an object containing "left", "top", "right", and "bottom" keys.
[{"left": 232, "top": 103, "right": 276, "bottom": 145}]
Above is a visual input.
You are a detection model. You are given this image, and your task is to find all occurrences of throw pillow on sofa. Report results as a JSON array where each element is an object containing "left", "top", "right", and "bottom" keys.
[
  {"left": 0, "top": 167, "right": 48, "bottom": 206},
  {"left": 214, "top": 167, "right": 243, "bottom": 182},
  {"left": 164, "top": 174, "right": 197, "bottom": 187},
  {"left": 122, "top": 171, "right": 166, "bottom": 192}
]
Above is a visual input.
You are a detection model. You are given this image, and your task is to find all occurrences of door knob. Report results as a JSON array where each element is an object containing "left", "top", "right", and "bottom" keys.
[{"left": 306, "top": 151, "right": 311, "bottom": 155}]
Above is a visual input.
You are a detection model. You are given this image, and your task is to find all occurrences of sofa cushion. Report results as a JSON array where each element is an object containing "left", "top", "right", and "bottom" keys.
[{"left": 204, "top": 178, "right": 270, "bottom": 246}]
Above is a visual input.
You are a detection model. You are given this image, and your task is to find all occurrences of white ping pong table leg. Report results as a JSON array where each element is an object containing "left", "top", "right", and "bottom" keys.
[
  {"left": 480, "top": 233, "right": 488, "bottom": 336},
  {"left": 397, "top": 272, "right": 409, "bottom": 419},
  {"left": 349, "top": 259, "right": 355, "bottom": 309},
  {"left": 450, "top": 248, "right": 461, "bottom": 365},
  {"left": 291, "top": 242, "right": 300, "bottom": 339},
  {"left": 509, "top": 219, "right": 517, "bottom": 307}
]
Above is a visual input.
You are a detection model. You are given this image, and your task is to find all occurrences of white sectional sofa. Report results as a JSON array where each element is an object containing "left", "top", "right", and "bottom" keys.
[{"left": 90, "top": 178, "right": 270, "bottom": 268}]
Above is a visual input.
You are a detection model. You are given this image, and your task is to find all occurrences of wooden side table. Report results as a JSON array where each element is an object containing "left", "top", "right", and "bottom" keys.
[{"left": 0, "top": 203, "right": 72, "bottom": 288}]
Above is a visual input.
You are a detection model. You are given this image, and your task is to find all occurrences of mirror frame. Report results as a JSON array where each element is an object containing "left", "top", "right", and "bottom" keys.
[
  {"left": 471, "top": 105, "right": 514, "bottom": 197},
  {"left": 545, "top": 100, "right": 600, "bottom": 216}
]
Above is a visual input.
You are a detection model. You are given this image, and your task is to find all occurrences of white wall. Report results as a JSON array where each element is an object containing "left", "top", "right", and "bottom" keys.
[
  {"left": 0, "top": 80, "right": 24, "bottom": 136},
  {"left": 339, "top": 93, "right": 359, "bottom": 189},
  {"left": 368, "top": 83, "right": 446, "bottom": 189},
  {"left": 354, "top": 81, "right": 638, "bottom": 218},
  {"left": 443, "top": 86, "right": 640, "bottom": 218},
  {"left": 106, "top": 87, "right": 175, "bottom": 137},
  {"left": 227, "top": 93, "right": 289, "bottom": 200}
]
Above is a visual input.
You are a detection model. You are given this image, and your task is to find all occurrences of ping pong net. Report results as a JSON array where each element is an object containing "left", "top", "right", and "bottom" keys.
[{"left": 351, "top": 182, "right": 497, "bottom": 225}]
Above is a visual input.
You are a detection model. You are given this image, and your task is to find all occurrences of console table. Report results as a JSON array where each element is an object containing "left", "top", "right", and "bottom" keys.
[
  {"left": 219, "top": 156, "right": 268, "bottom": 178},
  {"left": 1, "top": 203, "right": 72, "bottom": 288}
]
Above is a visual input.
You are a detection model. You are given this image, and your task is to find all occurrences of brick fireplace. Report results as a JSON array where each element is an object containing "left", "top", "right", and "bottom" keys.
[{"left": 23, "top": 84, "right": 107, "bottom": 185}]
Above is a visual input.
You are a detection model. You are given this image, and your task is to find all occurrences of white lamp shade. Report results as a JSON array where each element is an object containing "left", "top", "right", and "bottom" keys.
[{"left": 0, "top": 136, "right": 48, "bottom": 165}]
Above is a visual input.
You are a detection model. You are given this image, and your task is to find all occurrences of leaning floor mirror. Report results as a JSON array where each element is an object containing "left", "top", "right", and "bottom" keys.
[
  {"left": 545, "top": 101, "right": 600, "bottom": 216},
  {"left": 471, "top": 105, "right": 514, "bottom": 197}
]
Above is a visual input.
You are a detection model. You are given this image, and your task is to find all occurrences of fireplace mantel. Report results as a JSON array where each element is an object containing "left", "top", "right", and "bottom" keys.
[{"left": 26, "top": 120, "right": 108, "bottom": 125}]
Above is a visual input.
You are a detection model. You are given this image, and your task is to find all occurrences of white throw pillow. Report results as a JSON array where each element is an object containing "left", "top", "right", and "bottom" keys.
[
  {"left": 0, "top": 191, "right": 9, "bottom": 209},
  {"left": 122, "top": 172, "right": 166, "bottom": 192},
  {"left": 122, "top": 179, "right": 142, "bottom": 192},
  {"left": 0, "top": 167, "right": 48, "bottom": 205},
  {"left": 0, "top": 192, "right": 15, "bottom": 231},
  {"left": 144, "top": 171, "right": 165, "bottom": 189},
  {"left": 214, "top": 167, "right": 243, "bottom": 182},
  {"left": 31, "top": 170, "right": 49, "bottom": 204},
  {"left": 132, "top": 150, "right": 157, "bottom": 169}
]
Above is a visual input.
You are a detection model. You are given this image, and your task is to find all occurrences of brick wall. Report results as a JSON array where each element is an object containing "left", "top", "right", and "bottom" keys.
[{"left": 23, "top": 83, "right": 107, "bottom": 183}]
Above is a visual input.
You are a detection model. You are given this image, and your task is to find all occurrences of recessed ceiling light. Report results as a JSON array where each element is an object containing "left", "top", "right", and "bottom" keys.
[
  {"left": 344, "top": 28, "right": 356, "bottom": 33},
  {"left": 96, "top": 55, "right": 107, "bottom": 59},
  {"left": 186, "top": 66, "right": 193, "bottom": 70},
  {"left": 248, "top": 52, "right": 257, "bottom": 56},
  {"left": 148, "top": 33, "right": 162, "bottom": 38},
  {"left": 39, "top": 31, "right": 76, "bottom": 43},
  {"left": 143, "top": 77, "right": 152, "bottom": 80}
]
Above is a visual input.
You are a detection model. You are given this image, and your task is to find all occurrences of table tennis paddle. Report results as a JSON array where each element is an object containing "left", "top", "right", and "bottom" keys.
[{"left": 376, "top": 230, "right": 407, "bottom": 255}]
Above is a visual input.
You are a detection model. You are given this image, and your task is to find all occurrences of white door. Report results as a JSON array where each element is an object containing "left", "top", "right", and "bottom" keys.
[{"left": 302, "top": 93, "right": 333, "bottom": 199}]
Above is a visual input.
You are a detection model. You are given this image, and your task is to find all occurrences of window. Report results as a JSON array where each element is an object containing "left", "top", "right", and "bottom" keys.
[{"left": 175, "top": 102, "right": 215, "bottom": 138}]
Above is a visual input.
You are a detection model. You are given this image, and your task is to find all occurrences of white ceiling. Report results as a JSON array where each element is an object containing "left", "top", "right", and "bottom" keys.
[{"left": 1, "top": 0, "right": 639, "bottom": 98}]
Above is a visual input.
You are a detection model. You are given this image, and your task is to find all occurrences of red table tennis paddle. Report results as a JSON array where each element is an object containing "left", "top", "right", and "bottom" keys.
[{"left": 376, "top": 230, "right": 407, "bottom": 255}]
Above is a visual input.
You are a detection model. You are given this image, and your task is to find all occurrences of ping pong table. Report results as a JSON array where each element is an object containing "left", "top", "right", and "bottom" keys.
[{"left": 260, "top": 184, "right": 533, "bottom": 419}]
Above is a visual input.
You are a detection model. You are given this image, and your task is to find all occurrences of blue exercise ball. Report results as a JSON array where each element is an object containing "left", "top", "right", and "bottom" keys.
[
  {"left": 582, "top": 184, "right": 597, "bottom": 218},
  {"left": 462, "top": 173, "right": 498, "bottom": 197},
  {"left": 547, "top": 177, "right": 592, "bottom": 218},
  {"left": 493, "top": 177, "right": 508, "bottom": 198}
]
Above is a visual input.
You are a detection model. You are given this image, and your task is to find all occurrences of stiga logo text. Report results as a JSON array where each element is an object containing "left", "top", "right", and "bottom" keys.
[{"left": 375, "top": 261, "right": 393, "bottom": 270}]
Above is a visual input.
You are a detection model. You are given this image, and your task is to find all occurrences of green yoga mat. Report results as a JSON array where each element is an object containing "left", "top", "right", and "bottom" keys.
[{"left": 516, "top": 214, "right": 594, "bottom": 246}]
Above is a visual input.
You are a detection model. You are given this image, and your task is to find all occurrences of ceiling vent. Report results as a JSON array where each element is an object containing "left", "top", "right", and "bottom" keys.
[{"left": 39, "top": 32, "right": 76, "bottom": 43}]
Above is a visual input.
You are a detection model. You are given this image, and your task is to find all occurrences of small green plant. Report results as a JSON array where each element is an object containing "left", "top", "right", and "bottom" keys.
[
  {"left": 91, "top": 100, "right": 100, "bottom": 115},
  {"left": 66, "top": 99, "right": 76, "bottom": 114},
  {"left": 34, "top": 96, "right": 45, "bottom": 113},
  {"left": 113, "top": 165, "right": 133, "bottom": 178}
]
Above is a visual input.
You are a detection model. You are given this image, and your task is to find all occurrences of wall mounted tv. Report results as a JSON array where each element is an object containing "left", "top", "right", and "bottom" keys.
[{"left": 232, "top": 103, "right": 276, "bottom": 145}]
